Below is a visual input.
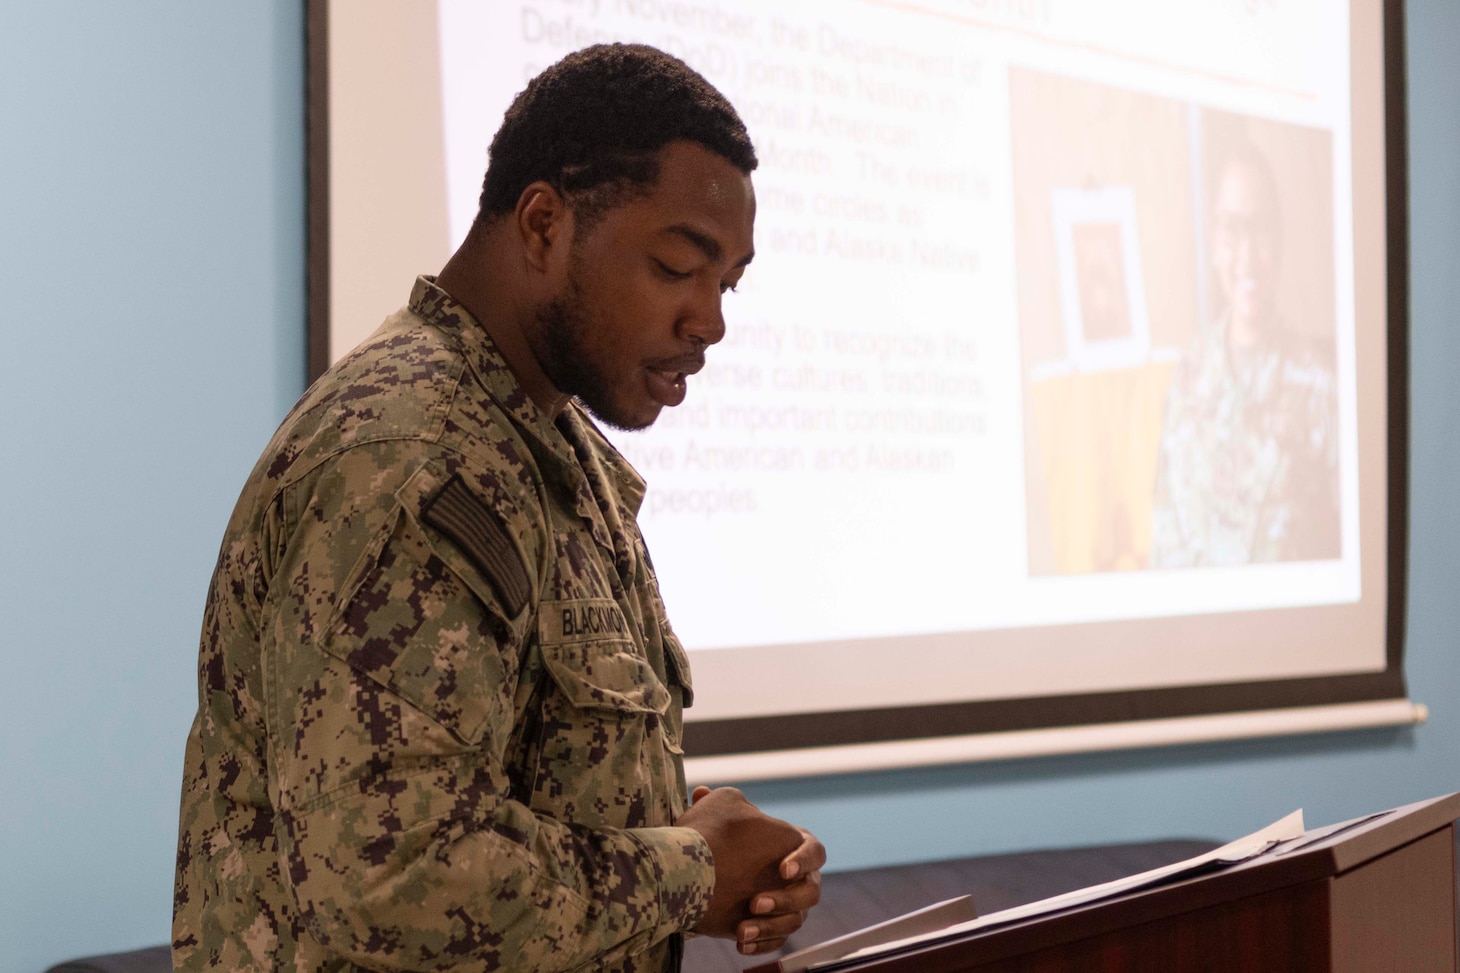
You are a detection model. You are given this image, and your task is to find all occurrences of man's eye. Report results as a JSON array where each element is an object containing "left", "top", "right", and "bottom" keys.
[{"left": 654, "top": 260, "right": 692, "bottom": 280}]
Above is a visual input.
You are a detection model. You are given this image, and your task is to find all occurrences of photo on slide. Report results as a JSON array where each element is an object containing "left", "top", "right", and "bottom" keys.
[
  {"left": 1072, "top": 221, "right": 1133, "bottom": 342},
  {"left": 1011, "top": 68, "right": 1340, "bottom": 577},
  {"left": 1050, "top": 185, "right": 1151, "bottom": 373}
]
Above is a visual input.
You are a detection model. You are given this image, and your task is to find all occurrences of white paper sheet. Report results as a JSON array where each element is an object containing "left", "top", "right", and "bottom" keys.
[
  {"left": 777, "top": 895, "right": 979, "bottom": 973},
  {"left": 824, "top": 809, "right": 1306, "bottom": 968}
]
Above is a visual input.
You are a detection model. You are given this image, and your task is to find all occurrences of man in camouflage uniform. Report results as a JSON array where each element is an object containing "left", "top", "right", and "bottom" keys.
[
  {"left": 174, "top": 45, "right": 824, "bottom": 972},
  {"left": 1151, "top": 142, "right": 1341, "bottom": 567}
]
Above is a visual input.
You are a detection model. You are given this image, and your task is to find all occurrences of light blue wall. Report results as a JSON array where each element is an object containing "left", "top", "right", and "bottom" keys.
[
  {"left": 0, "top": 3, "right": 304, "bottom": 971},
  {"left": 0, "top": 3, "right": 1455, "bottom": 971}
]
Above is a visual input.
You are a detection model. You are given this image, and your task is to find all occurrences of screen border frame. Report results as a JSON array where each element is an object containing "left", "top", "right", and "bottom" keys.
[{"left": 303, "top": 0, "right": 1412, "bottom": 764}]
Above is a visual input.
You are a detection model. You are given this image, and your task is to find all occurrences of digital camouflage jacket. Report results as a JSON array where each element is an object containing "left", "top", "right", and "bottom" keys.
[
  {"left": 1151, "top": 316, "right": 1341, "bottom": 567},
  {"left": 173, "top": 277, "right": 714, "bottom": 972}
]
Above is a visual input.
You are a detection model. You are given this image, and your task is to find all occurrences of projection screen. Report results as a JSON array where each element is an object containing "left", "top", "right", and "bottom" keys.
[{"left": 308, "top": 0, "right": 1417, "bottom": 780}]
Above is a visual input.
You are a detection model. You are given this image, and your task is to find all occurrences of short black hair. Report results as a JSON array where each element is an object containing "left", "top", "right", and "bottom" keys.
[{"left": 478, "top": 44, "right": 757, "bottom": 229}]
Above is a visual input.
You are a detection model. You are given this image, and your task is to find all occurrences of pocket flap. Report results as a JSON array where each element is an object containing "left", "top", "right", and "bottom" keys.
[
  {"left": 539, "top": 598, "right": 669, "bottom": 715},
  {"left": 541, "top": 640, "right": 671, "bottom": 715}
]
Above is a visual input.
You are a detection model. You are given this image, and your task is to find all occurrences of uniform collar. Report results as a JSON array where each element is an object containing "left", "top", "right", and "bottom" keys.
[
  {"left": 1211, "top": 309, "right": 1286, "bottom": 382},
  {"left": 407, "top": 275, "right": 648, "bottom": 517},
  {"left": 557, "top": 407, "right": 649, "bottom": 516},
  {"left": 408, "top": 275, "right": 550, "bottom": 434}
]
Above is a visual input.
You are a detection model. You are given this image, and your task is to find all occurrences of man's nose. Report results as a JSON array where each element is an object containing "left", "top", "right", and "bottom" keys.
[{"left": 679, "top": 294, "right": 727, "bottom": 347}]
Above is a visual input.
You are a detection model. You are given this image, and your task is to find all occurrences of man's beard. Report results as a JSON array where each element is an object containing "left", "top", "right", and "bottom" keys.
[{"left": 534, "top": 274, "right": 649, "bottom": 432}]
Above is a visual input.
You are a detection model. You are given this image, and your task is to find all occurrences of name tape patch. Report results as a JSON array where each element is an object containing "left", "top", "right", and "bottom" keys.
[{"left": 541, "top": 599, "right": 631, "bottom": 645}]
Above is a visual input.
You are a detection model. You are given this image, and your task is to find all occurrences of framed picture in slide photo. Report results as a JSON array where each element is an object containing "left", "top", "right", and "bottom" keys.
[{"left": 1050, "top": 186, "right": 1150, "bottom": 372}]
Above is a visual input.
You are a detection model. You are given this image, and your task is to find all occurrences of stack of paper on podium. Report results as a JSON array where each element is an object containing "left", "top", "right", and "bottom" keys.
[
  {"left": 751, "top": 794, "right": 1460, "bottom": 973},
  {"left": 756, "top": 810, "right": 1310, "bottom": 972}
]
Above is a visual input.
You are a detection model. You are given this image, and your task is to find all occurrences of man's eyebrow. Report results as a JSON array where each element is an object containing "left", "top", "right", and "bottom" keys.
[
  {"left": 664, "top": 224, "right": 755, "bottom": 269},
  {"left": 665, "top": 224, "right": 721, "bottom": 262}
]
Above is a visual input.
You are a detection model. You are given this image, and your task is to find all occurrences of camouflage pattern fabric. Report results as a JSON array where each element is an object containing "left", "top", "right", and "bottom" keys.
[
  {"left": 173, "top": 277, "right": 714, "bottom": 972},
  {"left": 1151, "top": 317, "right": 1341, "bottom": 567}
]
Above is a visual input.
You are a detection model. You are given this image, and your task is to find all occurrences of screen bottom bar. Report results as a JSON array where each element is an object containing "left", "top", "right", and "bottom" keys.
[{"left": 684, "top": 699, "right": 1427, "bottom": 784}]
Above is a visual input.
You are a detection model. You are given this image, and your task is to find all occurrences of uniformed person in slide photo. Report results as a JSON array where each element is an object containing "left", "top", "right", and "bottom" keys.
[{"left": 1151, "top": 137, "right": 1341, "bottom": 568}]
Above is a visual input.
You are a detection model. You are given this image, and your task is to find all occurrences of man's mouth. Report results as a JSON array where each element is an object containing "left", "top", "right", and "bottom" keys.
[
  {"left": 645, "top": 367, "right": 689, "bottom": 407},
  {"left": 645, "top": 353, "right": 705, "bottom": 408}
]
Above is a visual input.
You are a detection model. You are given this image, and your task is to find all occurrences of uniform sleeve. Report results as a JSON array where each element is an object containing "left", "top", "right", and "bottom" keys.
[{"left": 264, "top": 448, "right": 715, "bottom": 972}]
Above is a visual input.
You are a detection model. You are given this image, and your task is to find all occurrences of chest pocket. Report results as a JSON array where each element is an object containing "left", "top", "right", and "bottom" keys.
[
  {"left": 313, "top": 462, "right": 534, "bottom": 750},
  {"left": 524, "top": 598, "right": 673, "bottom": 829}
]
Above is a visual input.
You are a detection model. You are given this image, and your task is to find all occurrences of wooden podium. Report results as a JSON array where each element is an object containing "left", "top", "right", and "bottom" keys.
[{"left": 769, "top": 793, "right": 1459, "bottom": 973}]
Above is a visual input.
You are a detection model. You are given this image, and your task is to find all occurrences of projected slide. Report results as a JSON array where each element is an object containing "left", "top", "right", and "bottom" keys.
[{"left": 323, "top": 0, "right": 1397, "bottom": 750}]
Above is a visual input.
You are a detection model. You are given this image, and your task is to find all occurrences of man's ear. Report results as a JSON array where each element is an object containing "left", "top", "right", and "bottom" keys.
[{"left": 514, "top": 181, "right": 572, "bottom": 274}]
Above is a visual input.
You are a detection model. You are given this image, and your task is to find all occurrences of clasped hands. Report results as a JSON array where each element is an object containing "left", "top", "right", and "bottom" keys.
[{"left": 678, "top": 785, "right": 827, "bottom": 956}]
